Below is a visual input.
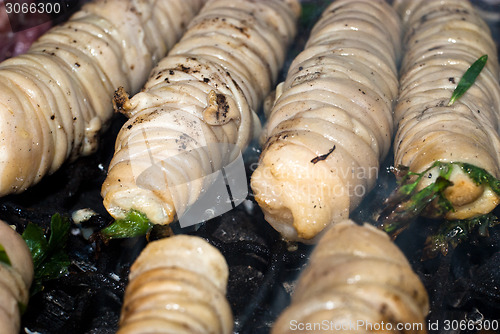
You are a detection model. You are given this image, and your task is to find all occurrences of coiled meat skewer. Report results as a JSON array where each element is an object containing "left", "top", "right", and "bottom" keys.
[
  {"left": 102, "top": 0, "right": 300, "bottom": 227},
  {"left": 251, "top": 0, "right": 402, "bottom": 242},
  {"left": 391, "top": 0, "right": 500, "bottom": 220},
  {"left": 118, "top": 235, "right": 232, "bottom": 334},
  {"left": 272, "top": 220, "right": 429, "bottom": 334},
  {"left": 0, "top": 220, "right": 33, "bottom": 334},
  {"left": 0, "top": 0, "right": 204, "bottom": 196}
]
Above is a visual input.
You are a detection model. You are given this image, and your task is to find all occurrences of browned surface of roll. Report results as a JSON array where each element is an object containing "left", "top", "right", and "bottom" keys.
[{"left": 251, "top": 0, "right": 402, "bottom": 242}]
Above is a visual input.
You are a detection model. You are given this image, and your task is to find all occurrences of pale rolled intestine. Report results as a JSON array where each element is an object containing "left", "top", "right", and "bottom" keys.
[
  {"left": 0, "top": 220, "right": 34, "bottom": 334},
  {"left": 102, "top": 0, "right": 300, "bottom": 226},
  {"left": 272, "top": 220, "right": 429, "bottom": 334},
  {"left": 392, "top": 0, "right": 500, "bottom": 219},
  {"left": 117, "top": 235, "right": 232, "bottom": 334},
  {"left": 251, "top": 0, "right": 402, "bottom": 242},
  {"left": 0, "top": 0, "right": 203, "bottom": 196}
]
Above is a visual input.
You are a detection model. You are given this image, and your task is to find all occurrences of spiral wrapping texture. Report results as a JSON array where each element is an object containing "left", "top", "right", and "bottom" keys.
[
  {"left": 102, "top": 0, "right": 300, "bottom": 225},
  {"left": 251, "top": 0, "right": 402, "bottom": 242},
  {"left": 272, "top": 220, "right": 429, "bottom": 334},
  {"left": 393, "top": 0, "right": 500, "bottom": 219},
  {"left": 118, "top": 235, "right": 232, "bottom": 334},
  {"left": 0, "top": 220, "right": 33, "bottom": 334},
  {"left": 0, "top": 0, "right": 202, "bottom": 195}
]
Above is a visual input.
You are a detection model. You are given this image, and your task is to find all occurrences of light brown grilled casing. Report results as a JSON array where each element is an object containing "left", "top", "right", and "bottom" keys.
[
  {"left": 393, "top": 0, "right": 500, "bottom": 219},
  {"left": 0, "top": 0, "right": 203, "bottom": 196},
  {"left": 272, "top": 220, "right": 429, "bottom": 334},
  {"left": 251, "top": 0, "right": 402, "bottom": 242},
  {"left": 118, "top": 235, "right": 232, "bottom": 334},
  {"left": 102, "top": 0, "right": 300, "bottom": 226},
  {"left": 0, "top": 220, "right": 34, "bottom": 334}
]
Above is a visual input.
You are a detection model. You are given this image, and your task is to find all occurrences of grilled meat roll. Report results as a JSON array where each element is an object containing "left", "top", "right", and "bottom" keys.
[
  {"left": 0, "top": 220, "right": 34, "bottom": 334},
  {"left": 0, "top": 0, "right": 203, "bottom": 196},
  {"left": 102, "top": 0, "right": 300, "bottom": 226},
  {"left": 118, "top": 235, "right": 232, "bottom": 334},
  {"left": 272, "top": 220, "right": 429, "bottom": 334},
  {"left": 392, "top": 0, "right": 500, "bottom": 219},
  {"left": 251, "top": 0, "right": 402, "bottom": 242}
]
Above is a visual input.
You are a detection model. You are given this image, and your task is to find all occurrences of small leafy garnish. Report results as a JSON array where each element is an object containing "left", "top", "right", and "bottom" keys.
[
  {"left": 424, "top": 213, "right": 499, "bottom": 259},
  {"left": 455, "top": 162, "right": 500, "bottom": 195},
  {"left": 100, "top": 210, "right": 152, "bottom": 240},
  {"left": 378, "top": 161, "right": 500, "bottom": 256},
  {"left": 378, "top": 161, "right": 454, "bottom": 236},
  {"left": 448, "top": 54, "right": 488, "bottom": 106},
  {"left": 0, "top": 243, "right": 11, "bottom": 266},
  {"left": 377, "top": 161, "right": 500, "bottom": 236},
  {"left": 22, "top": 213, "right": 71, "bottom": 296}
]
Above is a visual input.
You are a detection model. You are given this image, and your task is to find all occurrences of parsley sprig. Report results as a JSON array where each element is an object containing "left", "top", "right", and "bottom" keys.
[
  {"left": 100, "top": 210, "right": 152, "bottom": 240},
  {"left": 378, "top": 161, "right": 500, "bottom": 257},
  {"left": 22, "top": 214, "right": 71, "bottom": 295}
]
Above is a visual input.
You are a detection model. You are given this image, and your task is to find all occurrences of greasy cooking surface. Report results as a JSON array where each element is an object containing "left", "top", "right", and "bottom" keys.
[{"left": 0, "top": 0, "right": 498, "bottom": 333}]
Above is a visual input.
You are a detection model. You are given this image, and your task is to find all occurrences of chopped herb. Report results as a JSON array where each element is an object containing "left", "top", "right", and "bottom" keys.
[
  {"left": 22, "top": 213, "right": 71, "bottom": 296},
  {"left": 378, "top": 162, "right": 453, "bottom": 236},
  {"left": 424, "top": 213, "right": 499, "bottom": 259},
  {"left": 454, "top": 162, "right": 500, "bottom": 195},
  {"left": 377, "top": 161, "right": 500, "bottom": 236},
  {"left": 0, "top": 243, "right": 11, "bottom": 266},
  {"left": 448, "top": 54, "right": 488, "bottom": 106},
  {"left": 100, "top": 210, "right": 152, "bottom": 240},
  {"left": 311, "top": 145, "right": 336, "bottom": 164}
]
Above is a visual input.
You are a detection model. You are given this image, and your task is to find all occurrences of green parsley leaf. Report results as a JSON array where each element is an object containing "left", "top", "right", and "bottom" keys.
[
  {"left": 22, "top": 223, "right": 48, "bottom": 266},
  {"left": 378, "top": 162, "right": 454, "bottom": 235},
  {"left": 22, "top": 213, "right": 71, "bottom": 296},
  {"left": 100, "top": 210, "right": 152, "bottom": 239},
  {"left": 448, "top": 54, "right": 488, "bottom": 106},
  {"left": 455, "top": 162, "right": 500, "bottom": 196},
  {"left": 378, "top": 161, "right": 500, "bottom": 253}
]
